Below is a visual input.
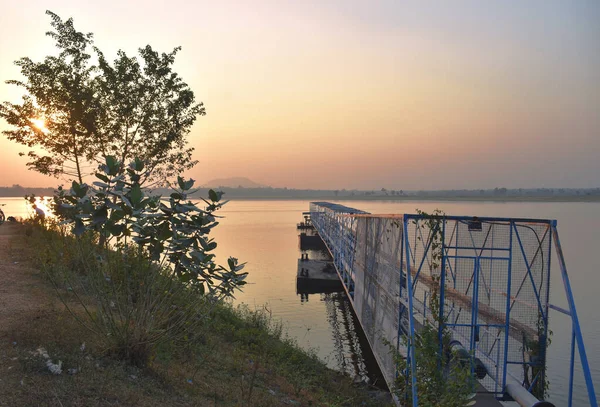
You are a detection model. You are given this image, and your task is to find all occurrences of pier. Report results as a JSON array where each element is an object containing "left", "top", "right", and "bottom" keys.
[
  {"left": 303, "top": 202, "right": 596, "bottom": 407},
  {"left": 296, "top": 256, "right": 342, "bottom": 294}
]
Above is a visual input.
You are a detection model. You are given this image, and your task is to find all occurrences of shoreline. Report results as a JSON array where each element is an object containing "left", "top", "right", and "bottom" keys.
[
  {"left": 196, "top": 195, "right": 600, "bottom": 203},
  {"left": 3, "top": 194, "right": 600, "bottom": 203}
]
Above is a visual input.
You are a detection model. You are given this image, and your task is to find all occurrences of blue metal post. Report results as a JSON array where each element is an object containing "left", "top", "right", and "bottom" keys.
[
  {"left": 403, "top": 218, "right": 419, "bottom": 406},
  {"left": 568, "top": 327, "right": 575, "bottom": 407},
  {"left": 454, "top": 222, "right": 459, "bottom": 289},
  {"left": 542, "top": 225, "right": 552, "bottom": 395},
  {"left": 396, "top": 217, "right": 408, "bottom": 349},
  {"left": 552, "top": 225, "right": 597, "bottom": 407},
  {"left": 439, "top": 219, "right": 447, "bottom": 352},
  {"left": 397, "top": 216, "right": 405, "bottom": 357},
  {"left": 470, "top": 257, "right": 480, "bottom": 354},
  {"left": 502, "top": 222, "right": 514, "bottom": 393}
]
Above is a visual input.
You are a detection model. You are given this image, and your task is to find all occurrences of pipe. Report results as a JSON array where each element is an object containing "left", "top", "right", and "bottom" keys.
[
  {"left": 448, "top": 340, "right": 487, "bottom": 380},
  {"left": 505, "top": 383, "right": 555, "bottom": 407},
  {"left": 450, "top": 332, "right": 555, "bottom": 407}
]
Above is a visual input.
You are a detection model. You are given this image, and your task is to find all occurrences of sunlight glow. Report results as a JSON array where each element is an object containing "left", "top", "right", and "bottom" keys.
[
  {"left": 30, "top": 118, "right": 49, "bottom": 134},
  {"left": 32, "top": 197, "right": 54, "bottom": 219}
]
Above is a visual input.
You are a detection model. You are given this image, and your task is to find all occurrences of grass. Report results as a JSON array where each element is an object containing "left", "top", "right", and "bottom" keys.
[{"left": 0, "top": 223, "right": 392, "bottom": 407}]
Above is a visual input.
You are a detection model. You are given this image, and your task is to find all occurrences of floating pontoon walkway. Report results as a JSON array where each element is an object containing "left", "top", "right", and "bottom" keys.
[{"left": 307, "top": 202, "right": 596, "bottom": 407}]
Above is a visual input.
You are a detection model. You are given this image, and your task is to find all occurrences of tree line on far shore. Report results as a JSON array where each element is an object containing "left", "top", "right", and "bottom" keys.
[{"left": 3, "top": 183, "right": 600, "bottom": 199}]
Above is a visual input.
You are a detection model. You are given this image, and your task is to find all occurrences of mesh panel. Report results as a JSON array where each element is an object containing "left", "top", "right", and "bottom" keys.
[{"left": 310, "top": 203, "right": 552, "bottom": 401}]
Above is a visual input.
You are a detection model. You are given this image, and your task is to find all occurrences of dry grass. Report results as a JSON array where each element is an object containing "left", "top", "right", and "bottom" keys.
[{"left": 0, "top": 223, "right": 392, "bottom": 407}]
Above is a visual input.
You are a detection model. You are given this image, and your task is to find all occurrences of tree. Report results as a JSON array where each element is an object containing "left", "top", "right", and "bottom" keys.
[{"left": 0, "top": 11, "right": 204, "bottom": 185}]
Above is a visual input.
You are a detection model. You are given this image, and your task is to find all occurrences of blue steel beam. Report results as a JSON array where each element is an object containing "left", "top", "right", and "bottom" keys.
[
  {"left": 308, "top": 203, "right": 595, "bottom": 407},
  {"left": 551, "top": 225, "right": 597, "bottom": 407}
]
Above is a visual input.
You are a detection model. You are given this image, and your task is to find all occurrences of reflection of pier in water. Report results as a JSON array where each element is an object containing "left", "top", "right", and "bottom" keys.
[
  {"left": 295, "top": 242, "right": 387, "bottom": 388},
  {"left": 322, "top": 292, "right": 387, "bottom": 388}
]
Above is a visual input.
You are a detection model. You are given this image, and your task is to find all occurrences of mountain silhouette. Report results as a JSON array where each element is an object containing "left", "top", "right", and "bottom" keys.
[{"left": 202, "top": 177, "right": 266, "bottom": 188}]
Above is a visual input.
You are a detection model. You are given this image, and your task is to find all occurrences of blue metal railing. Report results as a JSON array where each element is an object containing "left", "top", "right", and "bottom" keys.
[{"left": 309, "top": 202, "right": 597, "bottom": 407}]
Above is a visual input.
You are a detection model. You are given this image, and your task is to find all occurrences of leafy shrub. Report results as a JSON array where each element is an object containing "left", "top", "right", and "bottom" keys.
[
  {"left": 392, "top": 324, "right": 476, "bottom": 407},
  {"left": 37, "top": 155, "right": 246, "bottom": 366},
  {"left": 391, "top": 210, "right": 476, "bottom": 407}
]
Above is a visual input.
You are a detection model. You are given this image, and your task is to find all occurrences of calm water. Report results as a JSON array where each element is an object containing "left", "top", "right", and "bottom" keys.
[{"left": 2, "top": 197, "right": 599, "bottom": 404}]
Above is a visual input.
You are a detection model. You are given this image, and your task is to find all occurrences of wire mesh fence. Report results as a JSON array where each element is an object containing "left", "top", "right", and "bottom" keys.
[{"left": 310, "top": 202, "right": 557, "bottom": 404}]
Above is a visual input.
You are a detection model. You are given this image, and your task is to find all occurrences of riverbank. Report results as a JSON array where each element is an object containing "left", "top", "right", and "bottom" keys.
[
  {"left": 203, "top": 195, "right": 600, "bottom": 202},
  {"left": 0, "top": 222, "right": 391, "bottom": 406}
]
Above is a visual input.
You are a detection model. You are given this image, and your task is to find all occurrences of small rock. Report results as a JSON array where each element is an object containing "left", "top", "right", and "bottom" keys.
[
  {"left": 67, "top": 368, "right": 78, "bottom": 375},
  {"left": 268, "top": 389, "right": 276, "bottom": 396},
  {"left": 129, "top": 375, "right": 137, "bottom": 380}
]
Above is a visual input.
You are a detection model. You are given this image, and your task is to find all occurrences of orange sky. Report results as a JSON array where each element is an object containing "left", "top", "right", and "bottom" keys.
[{"left": 1, "top": 1, "right": 599, "bottom": 190}]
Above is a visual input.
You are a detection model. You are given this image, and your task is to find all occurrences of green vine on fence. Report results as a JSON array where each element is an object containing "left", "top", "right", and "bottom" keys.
[
  {"left": 415, "top": 208, "right": 445, "bottom": 323},
  {"left": 387, "top": 209, "right": 476, "bottom": 407}
]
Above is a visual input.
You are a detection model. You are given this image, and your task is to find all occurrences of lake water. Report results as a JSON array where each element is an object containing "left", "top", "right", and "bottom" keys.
[{"left": 1, "top": 197, "right": 598, "bottom": 405}]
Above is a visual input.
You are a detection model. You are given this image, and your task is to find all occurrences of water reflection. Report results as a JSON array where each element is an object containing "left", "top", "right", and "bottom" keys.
[
  {"left": 0, "top": 196, "right": 54, "bottom": 220},
  {"left": 322, "top": 292, "right": 387, "bottom": 388},
  {"left": 295, "top": 242, "right": 387, "bottom": 388}
]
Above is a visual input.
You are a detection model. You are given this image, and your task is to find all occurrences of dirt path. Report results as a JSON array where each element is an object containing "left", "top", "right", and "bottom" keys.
[{"left": 0, "top": 223, "right": 54, "bottom": 339}]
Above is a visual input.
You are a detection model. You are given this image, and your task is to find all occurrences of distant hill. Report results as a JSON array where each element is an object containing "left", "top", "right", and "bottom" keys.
[
  {"left": 0, "top": 185, "right": 55, "bottom": 197},
  {"left": 202, "top": 177, "right": 266, "bottom": 188}
]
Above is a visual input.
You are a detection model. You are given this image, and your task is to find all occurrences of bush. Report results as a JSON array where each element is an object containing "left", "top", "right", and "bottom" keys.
[{"left": 34, "top": 156, "right": 246, "bottom": 366}]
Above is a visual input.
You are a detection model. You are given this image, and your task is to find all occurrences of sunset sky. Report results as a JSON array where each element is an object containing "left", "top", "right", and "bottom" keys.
[{"left": 1, "top": 1, "right": 599, "bottom": 190}]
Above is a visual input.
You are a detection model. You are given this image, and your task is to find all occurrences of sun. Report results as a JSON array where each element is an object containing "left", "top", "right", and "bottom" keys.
[{"left": 30, "top": 118, "right": 49, "bottom": 134}]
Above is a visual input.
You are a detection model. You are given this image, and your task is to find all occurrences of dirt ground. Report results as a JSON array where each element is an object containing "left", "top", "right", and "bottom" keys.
[{"left": 0, "top": 222, "right": 55, "bottom": 340}]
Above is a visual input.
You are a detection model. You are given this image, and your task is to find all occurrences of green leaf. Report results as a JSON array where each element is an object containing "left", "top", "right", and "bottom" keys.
[
  {"left": 92, "top": 206, "right": 108, "bottom": 225},
  {"left": 191, "top": 250, "right": 205, "bottom": 262},
  {"left": 93, "top": 181, "right": 109, "bottom": 189},
  {"left": 157, "top": 223, "right": 171, "bottom": 241},
  {"left": 107, "top": 223, "right": 124, "bottom": 236},
  {"left": 129, "top": 183, "right": 143, "bottom": 205},
  {"left": 73, "top": 219, "right": 85, "bottom": 236},
  {"left": 109, "top": 209, "right": 125, "bottom": 222},
  {"left": 95, "top": 173, "right": 110, "bottom": 183},
  {"left": 105, "top": 156, "right": 119, "bottom": 175},
  {"left": 129, "top": 157, "right": 144, "bottom": 172},
  {"left": 71, "top": 181, "right": 88, "bottom": 198},
  {"left": 208, "top": 189, "right": 220, "bottom": 202},
  {"left": 183, "top": 179, "right": 194, "bottom": 190}
]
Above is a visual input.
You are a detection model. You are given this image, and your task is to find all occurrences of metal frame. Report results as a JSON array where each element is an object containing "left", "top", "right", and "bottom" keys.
[{"left": 309, "top": 202, "right": 597, "bottom": 407}]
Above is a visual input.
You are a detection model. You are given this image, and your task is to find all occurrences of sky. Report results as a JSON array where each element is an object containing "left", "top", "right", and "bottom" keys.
[{"left": 0, "top": 0, "right": 599, "bottom": 190}]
